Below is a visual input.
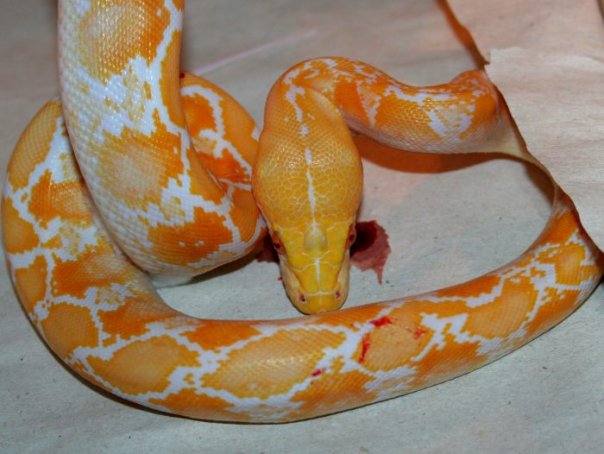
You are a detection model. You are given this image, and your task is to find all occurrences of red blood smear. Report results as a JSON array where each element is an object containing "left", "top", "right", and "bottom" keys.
[
  {"left": 359, "top": 333, "right": 371, "bottom": 363},
  {"left": 311, "top": 369, "right": 324, "bottom": 377},
  {"left": 350, "top": 220, "right": 390, "bottom": 284},
  {"left": 413, "top": 327, "right": 427, "bottom": 340},
  {"left": 350, "top": 221, "right": 378, "bottom": 254},
  {"left": 255, "top": 235, "right": 279, "bottom": 263},
  {"left": 370, "top": 316, "right": 392, "bottom": 328}
]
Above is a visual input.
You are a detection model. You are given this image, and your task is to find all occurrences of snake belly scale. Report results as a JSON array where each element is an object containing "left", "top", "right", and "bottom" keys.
[{"left": 2, "top": 0, "right": 602, "bottom": 422}]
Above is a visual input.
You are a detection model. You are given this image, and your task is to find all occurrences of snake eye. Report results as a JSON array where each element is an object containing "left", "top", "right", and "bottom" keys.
[
  {"left": 271, "top": 232, "right": 285, "bottom": 255},
  {"left": 345, "top": 225, "right": 357, "bottom": 248}
]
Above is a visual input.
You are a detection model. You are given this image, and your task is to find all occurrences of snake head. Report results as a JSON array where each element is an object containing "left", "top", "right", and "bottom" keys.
[
  {"left": 269, "top": 221, "right": 357, "bottom": 314},
  {"left": 253, "top": 140, "right": 362, "bottom": 313},
  {"left": 253, "top": 81, "right": 363, "bottom": 314}
]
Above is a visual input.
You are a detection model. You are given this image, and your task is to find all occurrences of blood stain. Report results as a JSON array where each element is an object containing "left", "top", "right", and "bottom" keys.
[
  {"left": 370, "top": 316, "right": 392, "bottom": 328},
  {"left": 350, "top": 220, "right": 391, "bottom": 283},
  {"left": 359, "top": 333, "right": 371, "bottom": 363},
  {"left": 413, "top": 327, "right": 427, "bottom": 340},
  {"left": 311, "top": 369, "right": 324, "bottom": 377}
]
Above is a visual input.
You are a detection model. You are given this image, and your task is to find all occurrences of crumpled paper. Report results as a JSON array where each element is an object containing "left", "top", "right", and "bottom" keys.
[{"left": 449, "top": 0, "right": 604, "bottom": 251}]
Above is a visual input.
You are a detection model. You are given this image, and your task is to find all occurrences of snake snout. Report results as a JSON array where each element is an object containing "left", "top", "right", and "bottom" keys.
[
  {"left": 295, "top": 289, "right": 345, "bottom": 314},
  {"left": 288, "top": 255, "right": 351, "bottom": 314}
]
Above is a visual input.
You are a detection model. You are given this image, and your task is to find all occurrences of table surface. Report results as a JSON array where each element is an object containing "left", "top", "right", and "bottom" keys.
[{"left": 1, "top": 1, "right": 602, "bottom": 453}]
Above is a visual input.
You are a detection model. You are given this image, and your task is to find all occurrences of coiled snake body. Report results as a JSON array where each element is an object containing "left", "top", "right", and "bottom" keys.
[{"left": 2, "top": 0, "right": 602, "bottom": 422}]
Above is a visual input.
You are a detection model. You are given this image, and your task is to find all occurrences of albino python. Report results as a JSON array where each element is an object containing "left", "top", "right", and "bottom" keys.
[{"left": 2, "top": 0, "right": 602, "bottom": 423}]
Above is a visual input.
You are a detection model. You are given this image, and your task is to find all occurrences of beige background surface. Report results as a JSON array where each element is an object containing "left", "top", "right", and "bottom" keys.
[
  {"left": 1, "top": 1, "right": 602, "bottom": 453},
  {"left": 451, "top": 0, "right": 604, "bottom": 251}
]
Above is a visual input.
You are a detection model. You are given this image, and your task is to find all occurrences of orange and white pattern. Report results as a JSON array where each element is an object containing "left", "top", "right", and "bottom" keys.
[
  {"left": 254, "top": 57, "right": 525, "bottom": 313},
  {"left": 58, "top": 0, "right": 265, "bottom": 281},
  {"left": 2, "top": 0, "right": 602, "bottom": 423}
]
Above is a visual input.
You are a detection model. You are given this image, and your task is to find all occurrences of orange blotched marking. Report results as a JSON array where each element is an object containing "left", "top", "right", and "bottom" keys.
[
  {"left": 148, "top": 206, "right": 233, "bottom": 265},
  {"left": 51, "top": 242, "right": 133, "bottom": 299},
  {"left": 14, "top": 255, "right": 48, "bottom": 314},
  {"left": 221, "top": 95, "right": 257, "bottom": 167},
  {"left": 88, "top": 336, "right": 200, "bottom": 395},
  {"left": 1, "top": 198, "right": 39, "bottom": 254},
  {"left": 7, "top": 101, "right": 61, "bottom": 190},
  {"left": 229, "top": 188, "right": 262, "bottom": 243},
  {"left": 411, "top": 331, "right": 484, "bottom": 387},
  {"left": 376, "top": 96, "right": 439, "bottom": 144},
  {"left": 41, "top": 303, "right": 99, "bottom": 359},
  {"left": 149, "top": 388, "right": 244, "bottom": 422},
  {"left": 354, "top": 304, "right": 433, "bottom": 372},
  {"left": 79, "top": 0, "right": 171, "bottom": 83},
  {"left": 98, "top": 111, "right": 183, "bottom": 209},
  {"left": 197, "top": 151, "right": 250, "bottom": 186},
  {"left": 317, "top": 303, "right": 386, "bottom": 328},
  {"left": 29, "top": 170, "right": 91, "bottom": 228},
  {"left": 186, "top": 147, "right": 226, "bottom": 204},
  {"left": 182, "top": 73, "right": 258, "bottom": 171},
  {"left": 437, "top": 274, "right": 501, "bottom": 299},
  {"left": 524, "top": 287, "right": 581, "bottom": 339},
  {"left": 41, "top": 235, "right": 63, "bottom": 250},
  {"left": 183, "top": 92, "right": 217, "bottom": 138},
  {"left": 334, "top": 79, "right": 371, "bottom": 126},
  {"left": 99, "top": 297, "right": 179, "bottom": 340},
  {"left": 202, "top": 329, "right": 346, "bottom": 399},
  {"left": 464, "top": 276, "right": 538, "bottom": 339},
  {"left": 183, "top": 321, "right": 261, "bottom": 351},
  {"left": 540, "top": 243, "right": 588, "bottom": 286},
  {"left": 72, "top": 363, "right": 113, "bottom": 392},
  {"left": 289, "top": 358, "right": 375, "bottom": 420}
]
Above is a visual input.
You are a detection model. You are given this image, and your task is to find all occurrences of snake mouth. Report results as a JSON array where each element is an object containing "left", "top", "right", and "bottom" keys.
[{"left": 295, "top": 290, "right": 345, "bottom": 314}]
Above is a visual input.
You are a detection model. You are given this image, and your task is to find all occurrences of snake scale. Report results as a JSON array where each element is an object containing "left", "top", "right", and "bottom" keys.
[{"left": 2, "top": 0, "right": 602, "bottom": 422}]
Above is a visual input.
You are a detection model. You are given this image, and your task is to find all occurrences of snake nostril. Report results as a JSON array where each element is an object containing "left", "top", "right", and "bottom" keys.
[
  {"left": 335, "top": 290, "right": 341, "bottom": 299},
  {"left": 299, "top": 294, "right": 306, "bottom": 303}
]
